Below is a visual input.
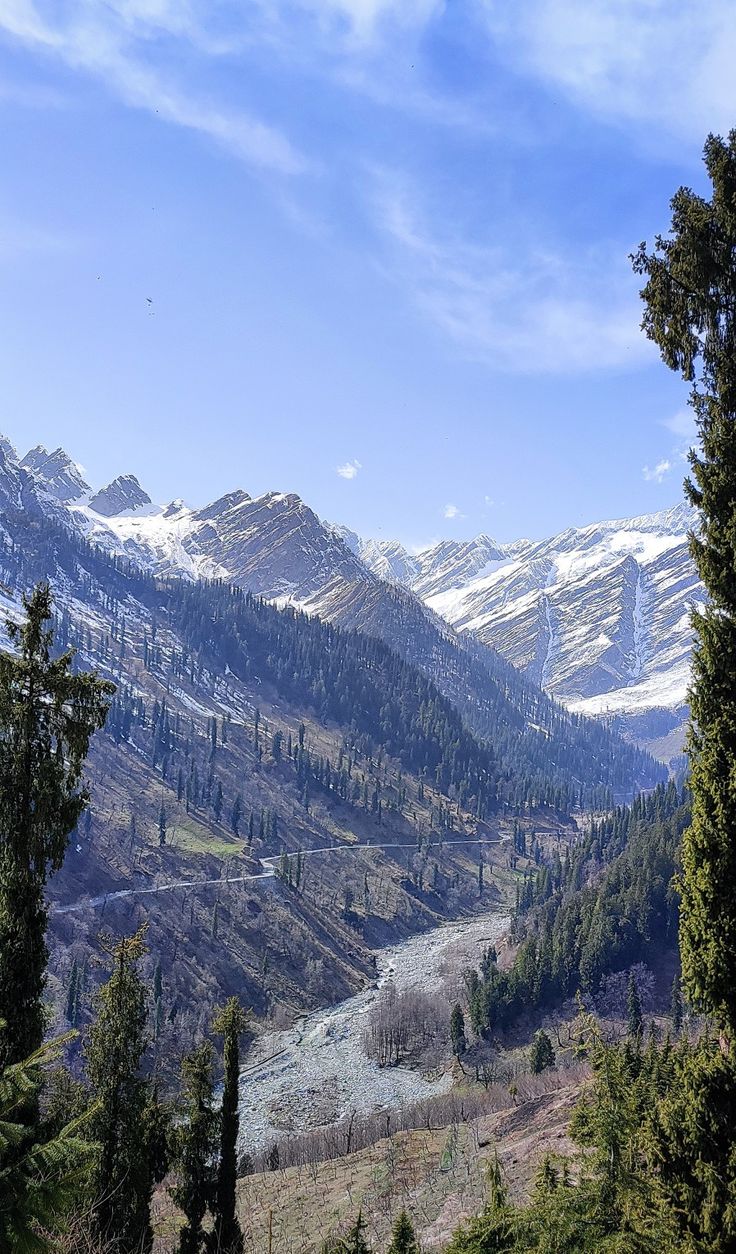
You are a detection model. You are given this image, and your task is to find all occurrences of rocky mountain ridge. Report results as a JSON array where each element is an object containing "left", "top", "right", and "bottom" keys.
[
  {"left": 353, "top": 505, "right": 700, "bottom": 759},
  {"left": 5, "top": 430, "right": 683, "bottom": 762}
]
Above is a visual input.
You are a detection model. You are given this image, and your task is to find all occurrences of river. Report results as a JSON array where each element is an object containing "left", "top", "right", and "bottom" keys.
[{"left": 237, "top": 907, "right": 509, "bottom": 1157}]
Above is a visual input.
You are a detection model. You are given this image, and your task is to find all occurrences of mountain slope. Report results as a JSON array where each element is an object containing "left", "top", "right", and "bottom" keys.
[
  {"left": 5, "top": 434, "right": 662, "bottom": 803},
  {"left": 0, "top": 482, "right": 532, "bottom": 1064},
  {"left": 355, "top": 504, "right": 700, "bottom": 762}
]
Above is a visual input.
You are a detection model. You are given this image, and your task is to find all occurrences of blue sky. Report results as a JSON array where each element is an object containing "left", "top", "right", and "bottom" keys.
[{"left": 0, "top": 1, "right": 732, "bottom": 549}]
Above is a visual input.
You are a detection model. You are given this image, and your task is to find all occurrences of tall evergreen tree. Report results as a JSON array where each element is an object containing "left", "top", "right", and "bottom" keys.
[
  {"left": 211, "top": 997, "right": 250, "bottom": 1254},
  {"left": 633, "top": 130, "right": 736, "bottom": 1035},
  {"left": 65, "top": 958, "right": 80, "bottom": 1028},
  {"left": 633, "top": 127, "right": 736, "bottom": 1248},
  {"left": 86, "top": 927, "right": 164, "bottom": 1253},
  {"left": 0, "top": 1029, "right": 97, "bottom": 1251},
  {"left": 529, "top": 1029, "right": 556, "bottom": 1075},
  {"left": 386, "top": 1209, "right": 420, "bottom": 1254},
  {"left": 0, "top": 584, "right": 112, "bottom": 1066},
  {"left": 171, "top": 1042, "right": 219, "bottom": 1254},
  {"left": 343, "top": 1210, "right": 371, "bottom": 1253},
  {"left": 230, "top": 793, "right": 242, "bottom": 837},
  {"left": 627, "top": 973, "right": 643, "bottom": 1040},
  {"left": 445, "top": 1157, "right": 514, "bottom": 1252},
  {"left": 450, "top": 1004, "right": 467, "bottom": 1057}
]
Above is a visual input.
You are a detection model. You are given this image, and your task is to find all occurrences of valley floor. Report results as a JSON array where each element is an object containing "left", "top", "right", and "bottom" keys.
[
  {"left": 236, "top": 906, "right": 511, "bottom": 1156},
  {"left": 217, "top": 1070, "right": 580, "bottom": 1253}
]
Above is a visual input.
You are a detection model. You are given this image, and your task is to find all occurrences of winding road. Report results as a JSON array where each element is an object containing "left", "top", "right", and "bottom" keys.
[
  {"left": 236, "top": 904, "right": 510, "bottom": 1156},
  {"left": 52, "top": 838, "right": 505, "bottom": 916}
]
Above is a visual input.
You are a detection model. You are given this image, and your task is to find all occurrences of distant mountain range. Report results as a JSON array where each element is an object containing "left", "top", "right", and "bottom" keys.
[
  {"left": 346, "top": 505, "right": 699, "bottom": 757},
  {"left": 0, "top": 431, "right": 666, "bottom": 1049},
  {"left": 9, "top": 435, "right": 697, "bottom": 762}
]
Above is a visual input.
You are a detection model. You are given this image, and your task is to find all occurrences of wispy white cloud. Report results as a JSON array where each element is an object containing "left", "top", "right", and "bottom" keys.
[
  {"left": 643, "top": 408, "right": 698, "bottom": 482},
  {"left": 443, "top": 502, "right": 461, "bottom": 519},
  {"left": 662, "top": 408, "right": 697, "bottom": 444},
  {"left": 337, "top": 458, "right": 362, "bottom": 479},
  {"left": 282, "top": 0, "right": 442, "bottom": 46},
  {"left": 0, "top": 1, "right": 305, "bottom": 174},
  {"left": 480, "top": 1, "right": 736, "bottom": 143},
  {"left": 371, "top": 171, "right": 651, "bottom": 374},
  {"left": 642, "top": 458, "right": 672, "bottom": 484}
]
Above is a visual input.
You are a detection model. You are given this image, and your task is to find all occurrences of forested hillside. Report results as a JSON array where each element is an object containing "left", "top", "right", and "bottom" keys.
[
  {"left": 0, "top": 490, "right": 595, "bottom": 1061},
  {"left": 465, "top": 780, "right": 687, "bottom": 1039},
  {"left": 1, "top": 475, "right": 662, "bottom": 810}
]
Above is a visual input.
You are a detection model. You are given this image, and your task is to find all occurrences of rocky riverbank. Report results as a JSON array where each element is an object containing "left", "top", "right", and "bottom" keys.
[{"left": 237, "top": 908, "right": 509, "bottom": 1156}]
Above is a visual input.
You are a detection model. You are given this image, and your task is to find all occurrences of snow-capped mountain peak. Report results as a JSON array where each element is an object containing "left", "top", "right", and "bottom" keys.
[
  {"left": 412, "top": 533, "right": 511, "bottom": 599},
  {"left": 88, "top": 474, "right": 152, "bottom": 518},
  {"left": 410, "top": 502, "right": 699, "bottom": 749},
  {"left": 4, "top": 427, "right": 700, "bottom": 761},
  {"left": 0, "top": 434, "right": 18, "bottom": 464},
  {"left": 325, "top": 501, "right": 699, "bottom": 757},
  {"left": 20, "top": 445, "right": 90, "bottom": 501}
]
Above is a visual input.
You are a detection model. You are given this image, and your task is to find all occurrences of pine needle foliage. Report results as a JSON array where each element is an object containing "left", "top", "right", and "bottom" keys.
[
  {"left": 0, "top": 1029, "right": 97, "bottom": 1252},
  {"left": 386, "top": 1209, "right": 420, "bottom": 1254},
  {"left": 633, "top": 131, "right": 736, "bottom": 1035},
  {"left": 171, "top": 1041, "right": 219, "bottom": 1254},
  {"left": 211, "top": 998, "right": 250, "bottom": 1254},
  {"left": 85, "top": 927, "right": 164, "bottom": 1254},
  {"left": 0, "top": 584, "right": 113, "bottom": 1067}
]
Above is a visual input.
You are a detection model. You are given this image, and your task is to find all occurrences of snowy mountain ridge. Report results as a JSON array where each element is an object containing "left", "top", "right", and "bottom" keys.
[
  {"left": 4, "top": 431, "right": 698, "bottom": 757},
  {"left": 353, "top": 502, "right": 700, "bottom": 753}
]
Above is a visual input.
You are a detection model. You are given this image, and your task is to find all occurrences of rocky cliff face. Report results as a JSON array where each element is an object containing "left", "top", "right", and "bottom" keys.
[
  {"left": 348, "top": 503, "right": 699, "bottom": 756},
  {"left": 20, "top": 444, "right": 90, "bottom": 501},
  {"left": 88, "top": 474, "right": 152, "bottom": 517}
]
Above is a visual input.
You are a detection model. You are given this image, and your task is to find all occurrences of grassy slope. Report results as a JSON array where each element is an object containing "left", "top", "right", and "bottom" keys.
[
  {"left": 149, "top": 1066, "right": 583, "bottom": 1252},
  {"left": 45, "top": 581, "right": 571, "bottom": 1067}
]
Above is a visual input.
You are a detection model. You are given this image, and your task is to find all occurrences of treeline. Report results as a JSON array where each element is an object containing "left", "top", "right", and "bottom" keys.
[
  {"left": 0, "top": 585, "right": 254, "bottom": 1253},
  {"left": 466, "top": 780, "right": 687, "bottom": 1037},
  {"left": 0, "top": 501, "right": 663, "bottom": 817}
]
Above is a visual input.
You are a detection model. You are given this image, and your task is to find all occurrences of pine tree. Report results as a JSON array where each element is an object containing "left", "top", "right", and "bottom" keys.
[
  {"left": 86, "top": 927, "right": 165, "bottom": 1253},
  {"left": 65, "top": 958, "right": 79, "bottom": 1027},
  {"left": 386, "top": 1209, "right": 419, "bottom": 1254},
  {"left": 633, "top": 131, "right": 736, "bottom": 1035},
  {"left": 529, "top": 1029, "right": 555, "bottom": 1075},
  {"left": 0, "top": 584, "right": 113, "bottom": 1066},
  {"left": 450, "top": 1004, "right": 467, "bottom": 1057},
  {"left": 335, "top": 1210, "right": 371, "bottom": 1253},
  {"left": 0, "top": 1030, "right": 97, "bottom": 1251},
  {"left": 670, "top": 974, "right": 683, "bottom": 1038},
  {"left": 158, "top": 800, "right": 167, "bottom": 847},
  {"left": 171, "top": 1041, "right": 219, "bottom": 1254},
  {"left": 627, "top": 973, "right": 643, "bottom": 1040},
  {"left": 211, "top": 998, "right": 250, "bottom": 1254},
  {"left": 445, "top": 1156, "right": 514, "bottom": 1252}
]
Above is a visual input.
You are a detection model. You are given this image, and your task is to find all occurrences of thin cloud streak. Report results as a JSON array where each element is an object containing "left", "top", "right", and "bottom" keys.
[
  {"left": 642, "top": 458, "right": 672, "bottom": 484},
  {"left": 372, "top": 171, "right": 652, "bottom": 375},
  {"left": 480, "top": 0, "right": 736, "bottom": 144},
  {"left": 0, "top": 1, "right": 306, "bottom": 174}
]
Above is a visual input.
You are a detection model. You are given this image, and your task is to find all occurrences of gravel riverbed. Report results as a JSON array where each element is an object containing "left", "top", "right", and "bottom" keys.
[{"left": 237, "top": 909, "right": 509, "bottom": 1156}]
